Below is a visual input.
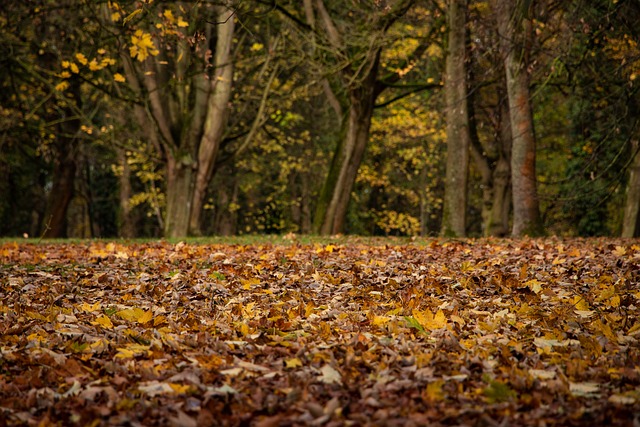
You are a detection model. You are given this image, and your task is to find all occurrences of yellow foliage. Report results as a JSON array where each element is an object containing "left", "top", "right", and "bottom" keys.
[
  {"left": 375, "top": 210, "right": 420, "bottom": 236},
  {"left": 88, "top": 59, "right": 101, "bottom": 71},
  {"left": 75, "top": 52, "right": 88, "bottom": 65},
  {"left": 55, "top": 81, "right": 69, "bottom": 92},
  {"left": 129, "top": 30, "right": 159, "bottom": 62}
]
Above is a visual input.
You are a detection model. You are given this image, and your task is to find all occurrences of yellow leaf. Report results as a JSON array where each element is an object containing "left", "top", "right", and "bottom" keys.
[
  {"left": 88, "top": 339, "right": 109, "bottom": 354},
  {"left": 115, "top": 348, "right": 136, "bottom": 359},
  {"left": 123, "top": 8, "right": 143, "bottom": 25},
  {"left": 590, "top": 319, "right": 616, "bottom": 340},
  {"left": 75, "top": 53, "right": 88, "bottom": 65},
  {"left": 573, "top": 295, "right": 590, "bottom": 311},
  {"left": 607, "top": 294, "right": 621, "bottom": 308},
  {"left": 238, "top": 322, "right": 250, "bottom": 336},
  {"left": 168, "top": 383, "right": 191, "bottom": 394},
  {"left": 55, "top": 81, "right": 69, "bottom": 92},
  {"left": 88, "top": 59, "right": 101, "bottom": 71},
  {"left": 627, "top": 322, "right": 640, "bottom": 336},
  {"left": 117, "top": 308, "right": 145, "bottom": 322},
  {"left": 241, "top": 277, "right": 260, "bottom": 290},
  {"left": 613, "top": 246, "right": 627, "bottom": 257},
  {"left": 115, "top": 344, "right": 150, "bottom": 359},
  {"left": 137, "top": 310, "right": 153, "bottom": 324},
  {"left": 129, "top": 30, "right": 159, "bottom": 62},
  {"left": 153, "top": 315, "right": 167, "bottom": 326},
  {"left": 163, "top": 9, "right": 175, "bottom": 23},
  {"left": 525, "top": 279, "right": 543, "bottom": 294},
  {"left": 176, "top": 17, "right": 189, "bottom": 27},
  {"left": 285, "top": 358, "right": 303, "bottom": 369},
  {"left": 450, "top": 314, "right": 466, "bottom": 326},
  {"left": 372, "top": 315, "right": 391, "bottom": 327},
  {"left": 79, "top": 302, "right": 101, "bottom": 313},
  {"left": 114, "top": 73, "right": 126, "bottom": 82},
  {"left": 93, "top": 315, "right": 114, "bottom": 329},
  {"left": 412, "top": 309, "right": 447, "bottom": 330},
  {"left": 423, "top": 380, "right": 444, "bottom": 401},
  {"left": 597, "top": 285, "right": 616, "bottom": 302}
]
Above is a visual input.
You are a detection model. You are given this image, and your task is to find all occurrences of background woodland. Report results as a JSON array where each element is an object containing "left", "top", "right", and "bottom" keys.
[{"left": 2, "top": 0, "right": 640, "bottom": 239}]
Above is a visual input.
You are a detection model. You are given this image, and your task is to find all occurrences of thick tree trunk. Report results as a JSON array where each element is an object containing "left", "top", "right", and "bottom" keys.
[
  {"left": 42, "top": 141, "right": 76, "bottom": 238},
  {"left": 164, "top": 154, "right": 195, "bottom": 238},
  {"left": 313, "top": 80, "right": 377, "bottom": 235},
  {"left": 622, "top": 140, "right": 640, "bottom": 237},
  {"left": 189, "top": 8, "right": 235, "bottom": 235},
  {"left": 441, "top": 0, "right": 470, "bottom": 237},
  {"left": 494, "top": 0, "right": 543, "bottom": 236}
]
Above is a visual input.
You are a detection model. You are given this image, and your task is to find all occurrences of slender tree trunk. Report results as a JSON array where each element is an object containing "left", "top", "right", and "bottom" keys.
[
  {"left": 494, "top": 0, "right": 543, "bottom": 236},
  {"left": 313, "top": 75, "right": 378, "bottom": 235},
  {"left": 117, "top": 148, "right": 135, "bottom": 238},
  {"left": 441, "top": 0, "right": 470, "bottom": 237},
  {"left": 470, "top": 91, "right": 512, "bottom": 236},
  {"left": 623, "top": 139, "right": 640, "bottom": 237},
  {"left": 488, "top": 96, "right": 513, "bottom": 236},
  {"left": 189, "top": 8, "right": 235, "bottom": 235},
  {"left": 301, "top": 172, "right": 312, "bottom": 233}
]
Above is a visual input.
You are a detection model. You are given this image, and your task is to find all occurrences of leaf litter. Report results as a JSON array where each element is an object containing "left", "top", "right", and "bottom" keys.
[{"left": 0, "top": 238, "right": 639, "bottom": 426}]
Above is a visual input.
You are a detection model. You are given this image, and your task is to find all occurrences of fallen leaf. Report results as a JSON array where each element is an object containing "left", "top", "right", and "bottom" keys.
[{"left": 318, "top": 364, "right": 342, "bottom": 385}]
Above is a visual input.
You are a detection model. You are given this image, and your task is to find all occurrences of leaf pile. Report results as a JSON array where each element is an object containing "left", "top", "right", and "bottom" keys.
[{"left": 1, "top": 239, "right": 639, "bottom": 426}]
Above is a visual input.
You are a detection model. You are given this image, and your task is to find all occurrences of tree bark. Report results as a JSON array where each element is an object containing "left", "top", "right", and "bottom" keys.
[
  {"left": 42, "top": 81, "right": 81, "bottom": 238},
  {"left": 313, "top": 73, "right": 378, "bottom": 235},
  {"left": 309, "top": 0, "right": 414, "bottom": 235},
  {"left": 117, "top": 148, "right": 135, "bottom": 238},
  {"left": 487, "top": 96, "right": 513, "bottom": 236},
  {"left": 119, "top": 5, "right": 235, "bottom": 239},
  {"left": 441, "top": 0, "right": 470, "bottom": 237},
  {"left": 493, "top": 0, "right": 543, "bottom": 236},
  {"left": 189, "top": 8, "right": 235, "bottom": 235},
  {"left": 42, "top": 141, "right": 76, "bottom": 238},
  {"left": 469, "top": 89, "right": 512, "bottom": 237},
  {"left": 622, "top": 139, "right": 640, "bottom": 237},
  {"left": 164, "top": 153, "right": 196, "bottom": 238}
]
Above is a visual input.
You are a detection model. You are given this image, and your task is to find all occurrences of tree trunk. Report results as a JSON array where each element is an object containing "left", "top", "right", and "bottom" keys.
[
  {"left": 471, "top": 92, "right": 512, "bottom": 237},
  {"left": 487, "top": 96, "right": 513, "bottom": 236},
  {"left": 494, "top": 0, "right": 543, "bottom": 236},
  {"left": 189, "top": 8, "right": 235, "bottom": 235},
  {"left": 622, "top": 140, "right": 640, "bottom": 237},
  {"left": 313, "top": 77, "right": 378, "bottom": 235},
  {"left": 117, "top": 148, "right": 135, "bottom": 238},
  {"left": 42, "top": 141, "right": 76, "bottom": 238},
  {"left": 164, "top": 153, "right": 195, "bottom": 238},
  {"left": 441, "top": 0, "right": 470, "bottom": 237}
]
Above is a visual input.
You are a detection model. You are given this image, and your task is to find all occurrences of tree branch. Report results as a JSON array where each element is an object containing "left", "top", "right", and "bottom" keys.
[{"left": 374, "top": 82, "right": 440, "bottom": 108}]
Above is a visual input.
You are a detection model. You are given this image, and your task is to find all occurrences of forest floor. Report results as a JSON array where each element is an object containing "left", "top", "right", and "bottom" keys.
[{"left": 1, "top": 238, "right": 639, "bottom": 426}]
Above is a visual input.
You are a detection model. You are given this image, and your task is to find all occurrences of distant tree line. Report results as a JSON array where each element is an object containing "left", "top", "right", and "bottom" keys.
[{"left": 1, "top": 0, "right": 639, "bottom": 238}]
